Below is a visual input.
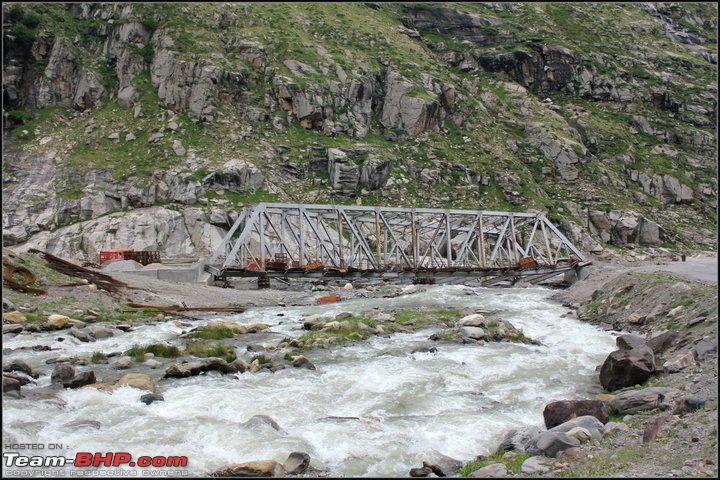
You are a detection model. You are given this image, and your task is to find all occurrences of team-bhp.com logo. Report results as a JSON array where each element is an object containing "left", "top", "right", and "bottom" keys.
[{"left": 3, "top": 452, "right": 189, "bottom": 476}]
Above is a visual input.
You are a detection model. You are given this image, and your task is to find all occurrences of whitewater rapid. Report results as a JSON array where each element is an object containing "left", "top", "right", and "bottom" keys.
[{"left": 2, "top": 285, "right": 616, "bottom": 477}]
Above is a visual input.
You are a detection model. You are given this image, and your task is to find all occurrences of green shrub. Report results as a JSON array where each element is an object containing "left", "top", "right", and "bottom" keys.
[{"left": 12, "top": 23, "right": 37, "bottom": 50}]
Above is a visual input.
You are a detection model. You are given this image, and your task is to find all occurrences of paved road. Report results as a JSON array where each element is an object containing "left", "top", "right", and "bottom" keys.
[{"left": 650, "top": 255, "right": 718, "bottom": 283}]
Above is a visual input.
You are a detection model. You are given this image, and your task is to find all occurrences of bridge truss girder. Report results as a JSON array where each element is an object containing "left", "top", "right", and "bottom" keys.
[{"left": 205, "top": 203, "right": 587, "bottom": 283}]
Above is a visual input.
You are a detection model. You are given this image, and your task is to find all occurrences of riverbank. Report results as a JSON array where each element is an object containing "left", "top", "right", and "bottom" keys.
[{"left": 3, "top": 248, "right": 718, "bottom": 477}]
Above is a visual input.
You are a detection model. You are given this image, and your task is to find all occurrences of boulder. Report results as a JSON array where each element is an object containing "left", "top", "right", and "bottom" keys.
[
  {"left": 599, "top": 346, "right": 655, "bottom": 391},
  {"left": 693, "top": 338, "right": 717, "bottom": 359},
  {"left": 291, "top": 356, "right": 316, "bottom": 370},
  {"left": 543, "top": 399, "right": 609, "bottom": 428},
  {"left": 51, "top": 364, "right": 76, "bottom": 386},
  {"left": 642, "top": 413, "right": 674, "bottom": 443},
  {"left": 69, "top": 328, "right": 93, "bottom": 342},
  {"left": 140, "top": 393, "right": 165, "bottom": 405},
  {"left": 328, "top": 148, "right": 359, "bottom": 192},
  {"left": 608, "top": 387, "right": 679, "bottom": 414},
  {"left": 672, "top": 395, "right": 707, "bottom": 415},
  {"left": 662, "top": 350, "right": 696, "bottom": 373},
  {"left": 3, "top": 324, "right": 24, "bottom": 334},
  {"left": 240, "top": 415, "right": 286, "bottom": 434},
  {"left": 549, "top": 415, "right": 605, "bottom": 439},
  {"left": 564, "top": 427, "right": 592, "bottom": 443},
  {"left": 165, "top": 358, "right": 236, "bottom": 378},
  {"left": 113, "top": 356, "right": 134, "bottom": 369},
  {"left": 3, "top": 311, "right": 27, "bottom": 323},
  {"left": 116, "top": 373, "right": 158, "bottom": 393},
  {"left": 495, "top": 425, "right": 544, "bottom": 454},
  {"left": 459, "top": 326, "right": 485, "bottom": 340},
  {"left": 212, "top": 460, "right": 284, "bottom": 477},
  {"left": 283, "top": 452, "right": 310, "bottom": 475},
  {"left": 520, "top": 456, "right": 553, "bottom": 474},
  {"left": 3, "top": 359, "right": 34, "bottom": 377},
  {"left": 535, "top": 431, "right": 580, "bottom": 457},
  {"left": 47, "top": 314, "right": 71, "bottom": 329},
  {"left": 457, "top": 314, "right": 486, "bottom": 327},
  {"left": 469, "top": 463, "right": 508, "bottom": 477},
  {"left": 616, "top": 334, "right": 646, "bottom": 351},
  {"left": 68, "top": 371, "right": 96, "bottom": 389},
  {"left": 647, "top": 331, "right": 679, "bottom": 355},
  {"left": 3, "top": 376, "right": 22, "bottom": 397}
]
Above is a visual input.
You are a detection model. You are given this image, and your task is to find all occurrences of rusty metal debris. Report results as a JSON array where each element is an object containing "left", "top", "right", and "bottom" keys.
[
  {"left": 125, "top": 302, "right": 246, "bottom": 313},
  {"left": 28, "top": 249, "right": 128, "bottom": 294},
  {"left": 317, "top": 294, "right": 341, "bottom": 305},
  {"left": 2, "top": 261, "right": 47, "bottom": 295}
]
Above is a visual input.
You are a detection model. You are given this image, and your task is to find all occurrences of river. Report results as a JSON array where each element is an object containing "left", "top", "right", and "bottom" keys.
[{"left": 2, "top": 285, "right": 616, "bottom": 477}]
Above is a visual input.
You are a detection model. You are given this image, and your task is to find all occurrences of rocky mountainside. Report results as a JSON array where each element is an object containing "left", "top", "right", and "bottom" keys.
[{"left": 2, "top": 2, "right": 717, "bottom": 262}]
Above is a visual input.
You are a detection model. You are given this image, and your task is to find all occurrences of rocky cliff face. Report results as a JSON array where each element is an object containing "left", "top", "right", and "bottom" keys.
[{"left": 2, "top": 2, "right": 717, "bottom": 261}]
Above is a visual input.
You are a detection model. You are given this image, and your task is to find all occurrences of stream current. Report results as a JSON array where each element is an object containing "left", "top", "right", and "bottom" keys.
[{"left": 2, "top": 285, "right": 616, "bottom": 477}]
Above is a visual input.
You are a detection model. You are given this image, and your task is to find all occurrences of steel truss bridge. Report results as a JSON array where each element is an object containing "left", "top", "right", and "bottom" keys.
[{"left": 204, "top": 203, "right": 590, "bottom": 286}]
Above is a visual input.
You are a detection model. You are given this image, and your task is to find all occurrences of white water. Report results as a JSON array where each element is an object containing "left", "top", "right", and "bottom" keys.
[{"left": 2, "top": 285, "right": 616, "bottom": 477}]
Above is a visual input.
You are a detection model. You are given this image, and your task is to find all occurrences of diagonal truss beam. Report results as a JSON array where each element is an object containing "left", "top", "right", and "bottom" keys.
[{"left": 208, "top": 203, "right": 587, "bottom": 275}]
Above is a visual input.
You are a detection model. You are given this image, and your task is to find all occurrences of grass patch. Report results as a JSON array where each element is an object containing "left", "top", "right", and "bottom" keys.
[
  {"left": 126, "top": 343, "right": 182, "bottom": 362},
  {"left": 459, "top": 452, "right": 530, "bottom": 476},
  {"left": 394, "top": 309, "right": 460, "bottom": 328},
  {"left": 184, "top": 341, "right": 236, "bottom": 362},
  {"left": 185, "top": 325, "right": 241, "bottom": 340},
  {"left": 90, "top": 352, "right": 107, "bottom": 363}
]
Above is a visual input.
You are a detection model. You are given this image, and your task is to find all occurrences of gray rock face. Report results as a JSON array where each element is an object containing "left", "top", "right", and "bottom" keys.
[
  {"left": 203, "top": 159, "right": 264, "bottom": 193},
  {"left": 14, "top": 199, "right": 238, "bottom": 262},
  {"left": 328, "top": 148, "right": 359, "bottom": 192},
  {"left": 31, "top": 38, "right": 106, "bottom": 109},
  {"left": 360, "top": 159, "right": 390, "bottom": 190},
  {"left": 381, "top": 70, "right": 442, "bottom": 138},
  {"left": 151, "top": 47, "right": 236, "bottom": 122}
]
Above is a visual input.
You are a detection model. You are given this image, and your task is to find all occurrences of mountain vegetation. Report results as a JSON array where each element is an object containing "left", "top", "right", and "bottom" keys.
[{"left": 2, "top": 2, "right": 717, "bottom": 261}]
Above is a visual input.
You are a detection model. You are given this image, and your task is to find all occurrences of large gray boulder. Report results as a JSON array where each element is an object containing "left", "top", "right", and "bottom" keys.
[
  {"left": 549, "top": 415, "right": 605, "bottom": 439},
  {"left": 494, "top": 425, "right": 544, "bottom": 454},
  {"left": 535, "top": 431, "right": 580, "bottom": 458},
  {"left": 608, "top": 387, "right": 680, "bottom": 415}
]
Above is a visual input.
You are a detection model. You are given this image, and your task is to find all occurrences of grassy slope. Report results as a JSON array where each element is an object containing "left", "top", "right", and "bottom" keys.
[{"left": 4, "top": 2, "right": 717, "bottom": 245}]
